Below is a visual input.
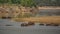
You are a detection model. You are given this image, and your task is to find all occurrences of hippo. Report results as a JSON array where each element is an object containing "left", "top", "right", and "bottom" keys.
[
  {"left": 21, "top": 23, "right": 28, "bottom": 27},
  {"left": 28, "top": 22, "right": 35, "bottom": 25},
  {"left": 6, "top": 24, "right": 13, "bottom": 26},
  {"left": 53, "top": 24, "right": 59, "bottom": 26},
  {"left": 46, "top": 23, "right": 59, "bottom": 26}
]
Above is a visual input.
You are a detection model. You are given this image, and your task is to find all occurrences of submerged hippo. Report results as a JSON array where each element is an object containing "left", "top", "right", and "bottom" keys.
[
  {"left": 46, "top": 23, "right": 59, "bottom": 26},
  {"left": 21, "top": 23, "right": 28, "bottom": 27},
  {"left": 46, "top": 24, "right": 52, "bottom": 26},
  {"left": 39, "top": 23, "right": 44, "bottom": 26},
  {"left": 6, "top": 24, "right": 13, "bottom": 26},
  {"left": 52, "top": 23, "right": 59, "bottom": 26}
]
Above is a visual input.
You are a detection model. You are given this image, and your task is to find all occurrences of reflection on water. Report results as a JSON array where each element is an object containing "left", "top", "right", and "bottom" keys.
[
  {"left": 36, "top": 9, "right": 60, "bottom": 16},
  {"left": 0, "top": 19, "right": 60, "bottom": 34}
]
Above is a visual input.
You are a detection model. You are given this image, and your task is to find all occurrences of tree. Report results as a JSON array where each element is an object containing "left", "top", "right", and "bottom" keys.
[
  {"left": 34, "top": 0, "right": 60, "bottom": 6},
  {"left": 11, "top": 0, "right": 21, "bottom": 4},
  {"left": 20, "top": 0, "right": 35, "bottom": 7},
  {"left": 0, "top": 0, "right": 8, "bottom": 4}
]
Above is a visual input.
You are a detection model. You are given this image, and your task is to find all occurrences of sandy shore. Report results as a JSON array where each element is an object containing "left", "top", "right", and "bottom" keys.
[{"left": 14, "top": 16, "right": 60, "bottom": 24}]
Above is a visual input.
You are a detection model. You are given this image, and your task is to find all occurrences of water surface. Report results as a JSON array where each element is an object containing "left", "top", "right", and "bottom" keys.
[{"left": 0, "top": 19, "right": 60, "bottom": 34}]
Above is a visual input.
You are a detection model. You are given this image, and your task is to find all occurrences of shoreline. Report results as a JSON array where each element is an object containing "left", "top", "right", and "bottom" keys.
[{"left": 14, "top": 16, "right": 60, "bottom": 24}]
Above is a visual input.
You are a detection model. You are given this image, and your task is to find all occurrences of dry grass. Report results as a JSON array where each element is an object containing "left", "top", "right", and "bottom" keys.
[{"left": 14, "top": 16, "right": 60, "bottom": 24}]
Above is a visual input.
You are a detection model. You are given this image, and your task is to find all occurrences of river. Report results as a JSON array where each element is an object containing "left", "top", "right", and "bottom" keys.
[
  {"left": 0, "top": 19, "right": 60, "bottom": 34},
  {"left": 36, "top": 9, "right": 60, "bottom": 16}
]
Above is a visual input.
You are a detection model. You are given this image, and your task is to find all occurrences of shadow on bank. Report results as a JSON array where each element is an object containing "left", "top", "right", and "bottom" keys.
[{"left": 1, "top": 17, "right": 12, "bottom": 19}]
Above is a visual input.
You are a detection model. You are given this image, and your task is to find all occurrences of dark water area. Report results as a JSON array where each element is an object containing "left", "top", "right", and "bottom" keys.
[{"left": 0, "top": 19, "right": 60, "bottom": 34}]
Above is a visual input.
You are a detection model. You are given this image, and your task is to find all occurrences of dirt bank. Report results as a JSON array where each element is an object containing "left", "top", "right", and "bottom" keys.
[{"left": 14, "top": 16, "right": 60, "bottom": 24}]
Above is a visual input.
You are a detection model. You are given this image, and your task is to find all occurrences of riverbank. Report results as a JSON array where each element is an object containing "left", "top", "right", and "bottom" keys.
[
  {"left": 0, "top": 5, "right": 60, "bottom": 18},
  {"left": 14, "top": 16, "right": 60, "bottom": 24}
]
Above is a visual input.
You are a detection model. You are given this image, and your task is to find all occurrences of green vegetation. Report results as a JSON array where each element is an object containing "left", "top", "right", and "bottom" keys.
[
  {"left": 0, "top": 0, "right": 20, "bottom": 4},
  {"left": 21, "top": 0, "right": 36, "bottom": 7},
  {"left": 0, "top": 0, "right": 35, "bottom": 7},
  {"left": 0, "top": 0, "right": 60, "bottom": 7},
  {"left": 34, "top": 0, "right": 60, "bottom": 6}
]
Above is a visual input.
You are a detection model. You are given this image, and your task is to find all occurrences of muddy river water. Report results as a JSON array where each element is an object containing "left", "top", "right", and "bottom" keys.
[{"left": 0, "top": 19, "right": 60, "bottom": 34}]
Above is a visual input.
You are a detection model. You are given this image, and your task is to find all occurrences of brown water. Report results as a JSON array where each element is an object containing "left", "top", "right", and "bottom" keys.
[{"left": 0, "top": 19, "right": 60, "bottom": 34}]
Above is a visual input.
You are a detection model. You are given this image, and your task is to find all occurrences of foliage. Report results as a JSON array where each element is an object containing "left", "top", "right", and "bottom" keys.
[
  {"left": 0, "top": 0, "right": 35, "bottom": 7},
  {"left": 20, "top": 0, "right": 35, "bottom": 7},
  {"left": 0, "top": 0, "right": 60, "bottom": 6},
  {"left": 34, "top": 0, "right": 60, "bottom": 6}
]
